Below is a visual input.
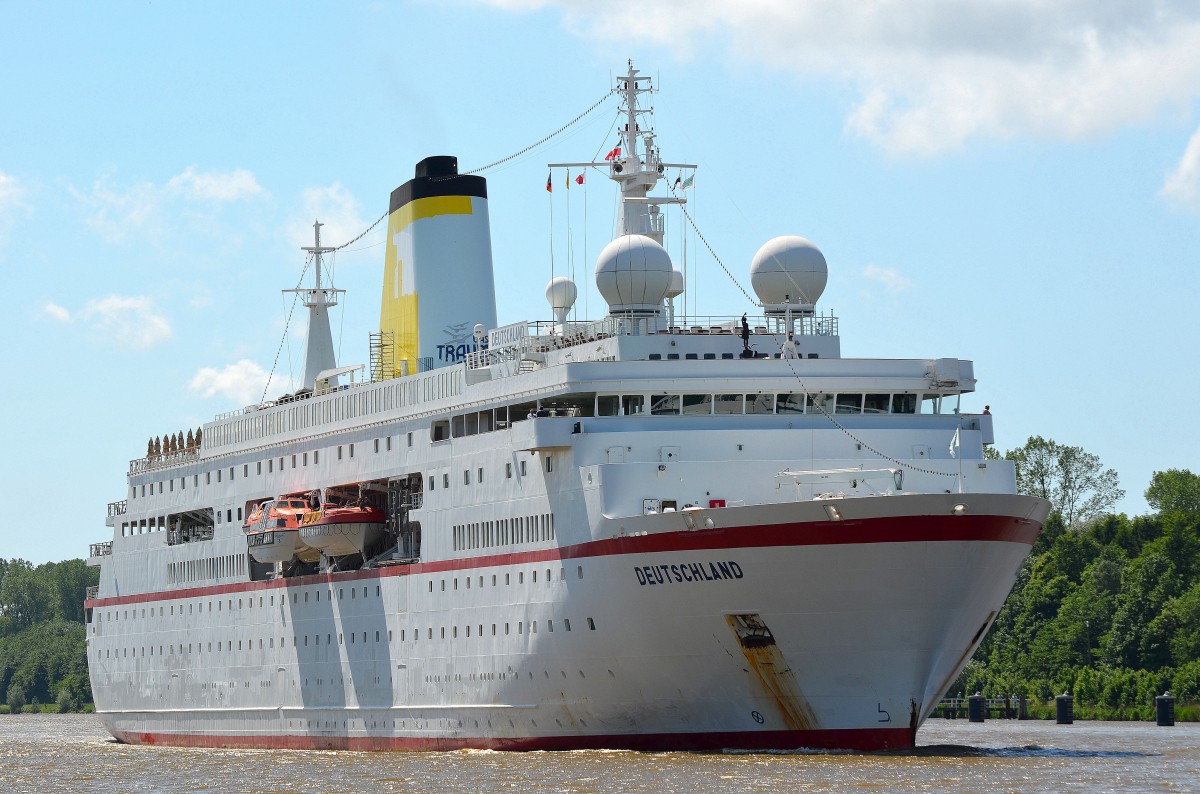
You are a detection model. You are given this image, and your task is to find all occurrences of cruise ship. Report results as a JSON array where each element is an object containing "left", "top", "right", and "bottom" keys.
[{"left": 84, "top": 64, "right": 1049, "bottom": 752}]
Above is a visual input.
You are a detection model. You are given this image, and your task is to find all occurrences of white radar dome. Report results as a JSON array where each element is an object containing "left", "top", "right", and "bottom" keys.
[
  {"left": 595, "top": 234, "right": 673, "bottom": 314},
  {"left": 750, "top": 235, "right": 828, "bottom": 306},
  {"left": 665, "top": 269, "right": 685, "bottom": 299},
  {"left": 545, "top": 276, "right": 578, "bottom": 312}
]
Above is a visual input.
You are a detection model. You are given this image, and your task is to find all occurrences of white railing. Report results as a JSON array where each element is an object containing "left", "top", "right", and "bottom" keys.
[{"left": 88, "top": 542, "right": 112, "bottom": 558}]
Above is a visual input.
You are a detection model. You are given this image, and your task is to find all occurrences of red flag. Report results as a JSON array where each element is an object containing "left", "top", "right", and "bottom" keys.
[
  {"left": 575, "top": 173, "right": 585, "bottom": 185},
  {"left": 545, "top": 172, "right": 552, "bottom": 192}
]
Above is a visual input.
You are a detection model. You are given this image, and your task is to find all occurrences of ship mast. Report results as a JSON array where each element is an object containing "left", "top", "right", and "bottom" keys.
[
  {"left": 549, "top": 60, "right": 695, "bottom": 246},
  {"left": 285, "top": 220, "right": 346, "bottom": 391}
]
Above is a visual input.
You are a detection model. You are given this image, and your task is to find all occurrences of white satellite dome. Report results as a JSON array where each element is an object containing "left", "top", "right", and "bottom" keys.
[
  {"left": 545, "top": 276, "right": 577, "bottom": 325},
  {"left": 665, "top": 269, "right": 685, "bottom": 299},
  {"left": 545, "top": 276, "right": 577, "bottom": 312},
  {"left": 595, "top": 234, "right": 673, "bottom": 315},
  {"left": 750, "top": 235, "right": 828, "bottom": 306}
]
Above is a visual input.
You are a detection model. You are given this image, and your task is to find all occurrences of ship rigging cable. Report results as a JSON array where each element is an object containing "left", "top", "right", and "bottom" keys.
[
  {"left": 330, "top": 89, "right": 619, "bottom": 253},
  {"left": 260, "top": 253, "right": 314, "bottom": 405},
  {"left": 668, "top": 183, "right": 958, "bottom": 481}
]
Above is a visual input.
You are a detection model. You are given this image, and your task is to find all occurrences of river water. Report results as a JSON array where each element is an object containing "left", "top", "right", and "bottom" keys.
[{"left": 0, "top": 714, "right": 1196, "bottom": 793}]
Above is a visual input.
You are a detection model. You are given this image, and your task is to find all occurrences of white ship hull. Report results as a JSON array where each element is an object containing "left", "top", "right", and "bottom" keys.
[{"left": 88, "top": 493, "right": 1044, "bottom": 751}]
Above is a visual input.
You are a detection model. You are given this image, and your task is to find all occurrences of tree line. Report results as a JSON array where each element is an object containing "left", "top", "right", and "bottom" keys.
[
  {"left": 957, "top": 439, "right": 1200, "bottom": 719},
  {"left": 0, "top": 559, "right": 97, "bottom": 712}
]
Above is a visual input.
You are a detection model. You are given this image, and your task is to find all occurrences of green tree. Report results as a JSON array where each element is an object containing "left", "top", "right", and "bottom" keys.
[
  {"left": 1006, "top": 436, "right": 1124, "bottom": 527},
  {"left": 0, "top": 560, "right": 52, "bottom": 632},
  {"left": 1145, "top": 469, "right": 1200, "bottom": 516}
]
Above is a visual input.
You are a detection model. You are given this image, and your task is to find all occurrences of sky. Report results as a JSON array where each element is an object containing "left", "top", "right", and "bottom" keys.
[{"left": 3, "top": 1, "right": 1199, "bottom": 564}]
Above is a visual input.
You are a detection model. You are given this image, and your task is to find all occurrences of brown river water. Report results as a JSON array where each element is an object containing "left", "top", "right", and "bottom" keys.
[{"left": 0, "top": 714, "right": 1196, "bottom": 792}]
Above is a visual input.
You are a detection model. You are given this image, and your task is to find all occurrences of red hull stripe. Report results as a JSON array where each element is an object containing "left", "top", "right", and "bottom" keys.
[
  {"left": 112, "top": 726, "right": 914, "bottom": 752},
  {"left": 87, "top": 513, "right": 1039, "bottom": 609}
]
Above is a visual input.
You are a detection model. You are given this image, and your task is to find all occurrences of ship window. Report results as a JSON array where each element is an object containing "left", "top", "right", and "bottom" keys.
[
  {"left": 386, "top": 436, "right": 392, "bottom": 451},
  {"left": 431, "top": 420, "right": 450, "bottom": 442},
  {"left": 292, "top": 454, "right": 297, "bottom": 468},
  {"left": 243, "top": 464, "right": 249, "bottom": 477},
  {"left": 269, "top": 459, "right": 273, "bottom": 473},
  {"left": 349, "top": 443, "right": 354, "bottom": 457},
  {"left": 206, "top": 472, "right": 211, "bottom": 485},
  {"left": 338, "top": 446, "right": 343, "bottom": 460},
  {"left": 169, "top": 480, "right": 174, "bottom": 492},
  {"left": 714, "top": 394, "right": 742, "bottom": 414},
  {"left": 194, "top": 474, "right": 199, "bottom": 487},
  {"left": 237, "top": 507, "right": 242, "bottom": 521},
  {"left": 650, "top": 394, "right": 680, "bottom": 415},
  {"left": 314, "top": 450, "right": 319, "bottom": 463},
  {"left": 597, "top": 395, "right": 620, "bottom": 416},
  {"left": 921, "top": 394, "right": 943, "bottom": 414},
  {"left": 548, "top": 620, "right": 554, "bottom": 632},
  {"left": 303, "top": 452, "right": 308, "bottom": 466},
  {"left": 279, "top": 457, "right": 284, "bottom": 469},
  {"left": 230, "top": 467, "right": 235, "bottom": 480},
  {"left": 621, "top": 395, "right": 646, "bottom": 415},
  {"left": 407, "top": 432, "right": 413, "bottom": 447},
  {"left": 464, "top": 470, "right": 470, "bottom": 485},
  {"left": 443, "top": 473, "right": 449, "bottom": 489},
  {"left": 588, "top": 617, "right": 596, "bottom": 630},
  {"left": 835, "top": 394, "right": 863, "bottom": 414},
  {"left": 374, "top": 439, "right": 380, "bottom": 453},
  {"left": 864, "top": 394, "right": 891, "bottom": 414},
  {"left": 682, "top": 394, "right": 712, "bottom": 414},
  {"left": 506, "top": 462, "right": 512, "bottom": 479},
  {"left": 806, "top": 393, "right": 835, "bottom": 414},
  {"left": 520, "top": 460, "right": 527, "bottom": 476},
  {"left": 893, "top": 393, "right": 917, "bottom": 414},
  {"left": 746, "top": 393, "right": 774, "bottom": 414},
  {"left": 564, "top": 619, "right": 571, "bottom": 631},
  {"left": 546, "top": 455, "right": 554, "bottom": 473},
  {"left": 478, "top": 467, "right": 484, "bottom": 483},
  {"left": 578, "top": 566, "right": 584, "bottom": 579},
  {"left": 257, "top": 462, "right": 262, "bottom": 475}
]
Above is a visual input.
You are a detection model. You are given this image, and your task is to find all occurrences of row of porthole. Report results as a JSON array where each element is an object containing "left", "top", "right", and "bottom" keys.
[
  {"left": 94, "top": 567, "right": 587, "bottom": 632},
  {"left": 95, "top": 616, "right": 597, "bottom": 661}
]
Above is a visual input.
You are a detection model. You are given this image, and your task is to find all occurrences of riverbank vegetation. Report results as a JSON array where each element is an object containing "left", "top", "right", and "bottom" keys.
[
  {"left": 0, "top": 559, "right": 96, "bottom": 713},
  {"left": 953, "top": 449, "right": 1200, "bottom": 721}
]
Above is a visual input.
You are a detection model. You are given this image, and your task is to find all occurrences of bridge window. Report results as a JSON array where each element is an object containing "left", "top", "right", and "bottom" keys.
[
  {"left": 650, "top": 394, "right": 679, "bottom": 415},
  {"left": 864, "top": 394, "right": 891, "bottom": 414},
  {"left": 746, "top": 393, "right": 774, "bottom": 414},
  {"left": 776, "top": 393, "right": 804, "bottom": 414},
  {"left": 894, "top": 394, "right": 917, "bottom": 414},
  {"left": 835, "top": 394, "right": 863, "bottom": 414},
  {"left": 682, "top": 394, "right": 712, "bottom": 415}
]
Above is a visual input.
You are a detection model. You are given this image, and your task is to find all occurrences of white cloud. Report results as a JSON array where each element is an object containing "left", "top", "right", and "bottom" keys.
[
  {"left": 188, "top": 359, "right": 270, "bottom": 407},
  {"left": 80, "top": 294, "right": 172, "bottom": 349},
  {"left": 1161, "top": 124, "right": 1200, "bottom": 207},
  {"left": 42, "top": 302, "right": 71, "bottom": 322},
  {"left": 481, "top": 0, "right": 1200, "bottom": 155},
  {"left": 863, "top": 264, "right": 912, "bottom": 293},
  {"left": 167, "top": 166, "right": 265, "bottom": 202},
  {"left": 74, "top": 165, "right": 267, "bottom": 243},
  {"left": 287, "top": 183, "right": 372, "bottom": 252}
]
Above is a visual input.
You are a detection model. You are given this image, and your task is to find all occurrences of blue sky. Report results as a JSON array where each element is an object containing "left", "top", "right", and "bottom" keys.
[{"left": 3, "top": 1, "right": 1199, "bottom": 564}]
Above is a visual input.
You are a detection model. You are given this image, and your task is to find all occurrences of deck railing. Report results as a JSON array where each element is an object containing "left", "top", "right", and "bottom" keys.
[{"left": 89, "top": 541, "right": 113, "bottom": 558}]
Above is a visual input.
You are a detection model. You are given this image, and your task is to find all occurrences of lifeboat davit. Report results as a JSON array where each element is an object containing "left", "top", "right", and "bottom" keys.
[
  {"left": 298, "top": 501, "right": 386, "bottom": 557},
  {"left": 243, "top": 497, "right": 319, "bottom": 564}
]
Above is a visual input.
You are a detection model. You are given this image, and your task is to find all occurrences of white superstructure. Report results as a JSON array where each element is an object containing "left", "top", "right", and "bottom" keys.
[{"left": 85, "top": 63, "right": 1049, "bottom": 752}]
